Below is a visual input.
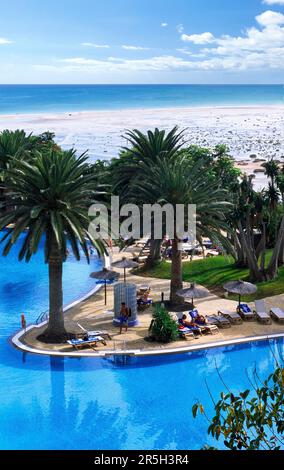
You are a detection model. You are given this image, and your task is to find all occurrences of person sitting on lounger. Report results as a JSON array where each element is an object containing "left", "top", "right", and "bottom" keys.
[
  {"left": 137, "top": 289, "right": 153, "bottom": 307},
  {"left": 179, "top": 314, "right": 201, "bottom": 330},
  {"left": 179, "top": 314, "right": 192, "bottom": 328},
  {"left": 195, "top": 314, "right": 208, "bottom": 326},
  {"left": 189, "top": 309, "right": 208, "bottom": 325},
  {"left": 178, "top": 315, "right": 201, "bottom": 335},
  {"left": 142, "top": 292, "right": 149, "bottom": 302},
  {"left": 119, "top": 303, "right": 131, "bottom": 334}
]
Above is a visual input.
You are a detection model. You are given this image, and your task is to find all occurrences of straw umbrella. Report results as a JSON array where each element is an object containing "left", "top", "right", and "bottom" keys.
[
  {"left": 177, "top": 282, "right": 211, "bottom": 307},
  {"left": 90, "top": 268, "right": 119, "bottom": 305},
  {"left": 223, "top": 280, "right": 257, "bottom": 307},
  {"left": 111, "top": 257, "right": 139, "bottom": 283}
]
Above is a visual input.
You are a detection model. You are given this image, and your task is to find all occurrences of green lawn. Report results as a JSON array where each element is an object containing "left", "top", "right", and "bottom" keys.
[{"left": 137, "top": 252, "right": 284, "bottom": 301}]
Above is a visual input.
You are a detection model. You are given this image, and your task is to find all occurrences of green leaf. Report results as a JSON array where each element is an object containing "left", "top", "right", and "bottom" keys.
[{"left": 192, "top": 403, "right": 199, "bottom": 418}]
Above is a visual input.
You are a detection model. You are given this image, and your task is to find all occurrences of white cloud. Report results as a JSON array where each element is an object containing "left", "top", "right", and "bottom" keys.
[
  {"left": 263, "top": 0, "right": 284, "bottom": 5},
  {"left": 176, "top": 48, "right": 192, "bottom": 55},
  {"left": 181, "top": 32, "right": 215, "bottom": 44},
  {"left": 34, "top": 45, "right": 284, "bottom": 76},
  {"left": 34, "top": 10, "right": 284, "bottom": 77},
  {"left": 81, "top": 42, "right": 110, "bottom": 48},
  {"left": 256, "top": 10, "right": 284, "bottom": 26},
  {"left": 0, "top": 37, "right": 13, "bottom": 45},
  {"left": 177, "top": 48, "right": 207, "bottom": 58},
  {"left": 177, "top": 24, "right": 184, "bottom": 33},
  {"left": 175, "top": 9, "right": 284, "bottom": 72},
  {"left": 121, "top": 45, "right": 149, "bottom": 50},
  {"left": 161, "top": 22, "right": 168, "bottom": 27}
]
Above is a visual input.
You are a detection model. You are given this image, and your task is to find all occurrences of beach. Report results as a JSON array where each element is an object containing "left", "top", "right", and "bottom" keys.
[{"left": 1, "top": 104, "right": 283, "bottom": 189}]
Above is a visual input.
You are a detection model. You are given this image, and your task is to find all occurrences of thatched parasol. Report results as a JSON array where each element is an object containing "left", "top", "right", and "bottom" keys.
[
  {"left": 177, "top": 282, "right": 211, "bottom": 307},
  {"left": 111, "top": 257, "right": 139, "bottom": 282},
  {"left": 223, "top": 280, "right": 257, "bottom": 307},
  {"left": 90, "top": 268, "right": 119, "bottom": 305}
]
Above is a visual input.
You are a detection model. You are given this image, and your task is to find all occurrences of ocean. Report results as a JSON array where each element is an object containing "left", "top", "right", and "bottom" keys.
[{"left": 0, "top": 84, "right": 283, "bottom": 114}]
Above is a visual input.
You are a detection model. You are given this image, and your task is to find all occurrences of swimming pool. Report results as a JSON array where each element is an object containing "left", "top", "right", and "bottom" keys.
[{"left": 0, "top": 235, "right": 283, "bottom": 450}]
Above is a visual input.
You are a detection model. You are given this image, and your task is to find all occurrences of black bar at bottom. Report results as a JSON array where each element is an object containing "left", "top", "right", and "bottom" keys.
[{"left": 0, "top": 450, "right": 283, "bottom": 466}]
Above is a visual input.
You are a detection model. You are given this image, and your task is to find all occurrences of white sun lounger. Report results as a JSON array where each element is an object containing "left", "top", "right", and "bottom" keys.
[
  {"left": 207, "top": 314, "right": 231, "bottom": 329},
  {"left": 77, "top": 323, "right": 112, "bottom": 339},
  {"left": 202, "top": 324, "right": 219, "bottom": 335},
  {"left": 270, "top": 308, "right": 284, "bottom": 324},
  {"left": 237, "top": 304, "right": 255, "bottom": 321},
  {"left": 218, "top": 309, "right": 243, "bottom": 325},
  {"left": 254, "top": 300, "right": 272, "bottom": 325}
]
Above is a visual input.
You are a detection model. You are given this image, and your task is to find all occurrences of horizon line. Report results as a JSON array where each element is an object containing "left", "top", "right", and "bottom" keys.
[{"left": 0, "top": 83, "right": 283, "bottom": 86}]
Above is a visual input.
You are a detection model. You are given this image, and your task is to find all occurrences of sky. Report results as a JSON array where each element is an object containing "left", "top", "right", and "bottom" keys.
[{"left": 0, "top": 0, "right": 284, "bottom": 84}]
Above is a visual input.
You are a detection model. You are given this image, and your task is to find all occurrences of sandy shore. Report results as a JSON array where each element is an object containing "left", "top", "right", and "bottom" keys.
[{"left": 1, "top": 105, "right": 283, "bottom": 189}]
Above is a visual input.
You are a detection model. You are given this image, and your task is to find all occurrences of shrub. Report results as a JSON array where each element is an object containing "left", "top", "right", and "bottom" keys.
[
  {"left": 192, "top": 366, "right": 284, "bottom": 450},
  {"left": 149, "top": 304, "right": 178, "bottom": 343}
]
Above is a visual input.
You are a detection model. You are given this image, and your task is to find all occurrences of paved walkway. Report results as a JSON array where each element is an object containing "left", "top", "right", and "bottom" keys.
[{"left": 16, "top": 248, "right": 284, "bottom": 356}]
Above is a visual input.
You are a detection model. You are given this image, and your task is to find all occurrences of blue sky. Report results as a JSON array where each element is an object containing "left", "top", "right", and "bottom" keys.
[{"left": 0, "top": 0, "right": 284, "bottom": 83}]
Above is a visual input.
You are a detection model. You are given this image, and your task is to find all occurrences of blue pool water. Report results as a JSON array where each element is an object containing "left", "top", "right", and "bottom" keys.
[
  {"left": 0, "top": 84, "right": 283, "bottom": 114},
  {"left": 0, "top": 234, "right": 283, "bottom": 449}
]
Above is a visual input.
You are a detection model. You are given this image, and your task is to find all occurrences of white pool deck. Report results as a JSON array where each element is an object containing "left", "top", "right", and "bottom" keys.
[{"left": 11, "top": 249, "right": 284, "bottom": 358}]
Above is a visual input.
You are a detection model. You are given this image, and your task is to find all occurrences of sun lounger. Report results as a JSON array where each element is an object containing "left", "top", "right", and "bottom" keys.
[
  {"left": 199, "top": 324, "right": 219, "bottom": 335},
  {"left": 189, "top": 310, "right": 219, "bottom": 334},
  {"left": 137, "top": 298, "right": 153, "bottom": 310},
  {"left": 202, "top": 315, "right": 218, "bottom": 326},
  {"left": 179, "top": 325, "right": 201, "bottom": 336},
  {"left": 177, "top": 326, "right": 195, "bottom": 340},
  {"left": 237, "top": 303, "right": 255, "bottom": 321},
  {"left": 218, "top": 309, "right": 243, "bottom": 325},
  {"left": 67, "top": 336, "right": 106, "bottom": 351},
  {"left": 77, "top": 323, "right": 111, "bottom": 340},
  {"left": 206, "top": 314, "right": 231, "bottom": 329},
  {"left": 270, "top": 308, "right": 284, "bottom": 324},
  {"left": 253, "top": 300, "right": 272, "bottom": 325}
]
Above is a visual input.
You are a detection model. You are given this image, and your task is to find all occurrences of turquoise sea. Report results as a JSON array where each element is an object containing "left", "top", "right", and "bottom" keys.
[{"left": 0, "top": 84, "right": 283, "bottom": 114}]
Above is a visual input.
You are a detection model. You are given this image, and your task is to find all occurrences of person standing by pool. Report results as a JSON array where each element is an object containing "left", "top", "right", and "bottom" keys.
[{"left": 119, "top": 302, "right": 131, "bottom": 334}]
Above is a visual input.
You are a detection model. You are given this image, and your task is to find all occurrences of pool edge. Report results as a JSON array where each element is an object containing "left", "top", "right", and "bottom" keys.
[{"left": 11, "top": 329, "right": 284, "bottom": 359}]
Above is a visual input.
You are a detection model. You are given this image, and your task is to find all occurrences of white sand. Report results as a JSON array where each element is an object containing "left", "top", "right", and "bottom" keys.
[{"left": 1, "top": 105, "right": 283, "bottom": 189}]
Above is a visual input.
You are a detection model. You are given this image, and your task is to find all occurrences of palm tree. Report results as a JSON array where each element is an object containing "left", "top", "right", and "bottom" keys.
[
  {"left": 0, "top": 130, "right": 32, "bottom": 207},
  {"left": 134, "top": 155, "right": 232, "bottom": 303},
  {"left": 0, "top": 129, "right": 53, "bottom": 171},
  {"left": 0, "top": 149, "right": 106, "bottom": 342},
  {"left": 230, "top": 171, "right": 284, "bottom": 281},
  {"left": 0, "top": 129, "right": 32, "bottom": 166},
  {"left": 112, "top": 127, "right": 186, "bottom": 266},
  {"left": 0, "top": 130, "right": 58, "bottom": 214},
  {"left": 262, "top": 159, "right": 279, "bottom": 187},
  {"left": 276, "top": 171, "right": 284, "bottom": 265}
]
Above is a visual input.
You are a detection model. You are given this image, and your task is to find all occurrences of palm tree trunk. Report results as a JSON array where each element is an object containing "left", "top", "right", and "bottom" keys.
[
  {"left": 266, "top": 214, "right": 284, "bottom": 279},
  {"left": 146, "top": 239, "right": 162, "bottom": 267},
  {"left": 41, "top": 243, "right": 67, "bottom": 342},
  {"left": 234, "top": 232, "right": 247, "bottom": 268},
  {"left": 278, "top": 199, "right": 284, "bottom": 266},
  {"left": 170, "top": 237, "right": 183, "bottom": 304},
  {"left": 238, "top": 221, "right": 266, "bottom": 282},
  {"left": 279, "top": 237, "right": 284, "bottom": 266}
]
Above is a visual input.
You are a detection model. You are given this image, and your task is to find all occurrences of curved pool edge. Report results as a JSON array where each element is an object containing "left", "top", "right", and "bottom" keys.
[
  {"left": 9, "top": 251, "right": 111, "bottom": 355},
  {"left": 11, "top": 329, "right": 284, "bottom": 359}
]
